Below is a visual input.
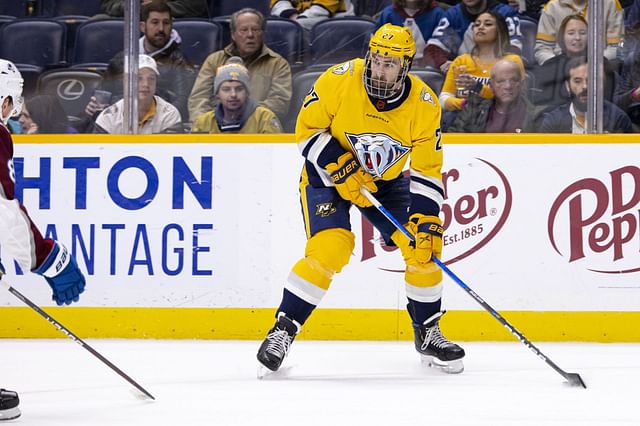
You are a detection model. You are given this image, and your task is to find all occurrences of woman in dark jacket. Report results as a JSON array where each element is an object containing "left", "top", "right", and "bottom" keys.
[
  {"left": 532, "top": 14, "right": 616, "bottom": 109},
  {"left": 19, "top": 95, "right": 76, "bottom": 134}
]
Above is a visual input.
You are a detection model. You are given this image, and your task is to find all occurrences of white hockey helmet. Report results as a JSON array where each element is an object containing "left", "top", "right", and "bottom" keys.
[{"left": 0, "top": 59, "right": 24, "bottom": 124}]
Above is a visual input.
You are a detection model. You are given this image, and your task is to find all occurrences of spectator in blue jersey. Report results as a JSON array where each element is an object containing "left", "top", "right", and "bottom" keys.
[
  {"left": 424, "top": 0, "right": 522, "bottom": 74},
  {"left": 540, "top": 56, "right": 632, "bottom": 133},
  {"left": 376, "top": 0, "right": 444, "bottom": 67}
]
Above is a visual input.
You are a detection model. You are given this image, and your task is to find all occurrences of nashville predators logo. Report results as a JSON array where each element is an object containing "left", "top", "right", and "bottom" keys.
[
  {"left": 345, "top": 132, "right": 409, "bottom": 177},
  {"left": 316, "top": 202, "right": 336, "bottom": 217},
  {"left": 420, "top": 88, "right": 435, "bottom": 106}
]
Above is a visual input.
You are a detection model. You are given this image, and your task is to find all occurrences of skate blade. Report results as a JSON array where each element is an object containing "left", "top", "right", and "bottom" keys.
[
  {"left": 0, "top": 406, "right": 21, "bottom": 421},
  {"left": 257, "top": 364, "right": 294, "bottom": 380},
  {"left": 421, "top": 355, "right": 464, "bottom": 374}
]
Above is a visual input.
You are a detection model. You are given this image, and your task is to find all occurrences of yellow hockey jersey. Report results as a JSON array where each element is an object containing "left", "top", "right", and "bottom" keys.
[
  {"left": 270, "top": 0, "right": 352, "bottom": 17},
  {"left": 296, "top": 58, "right": 444, "bottom": 216}
]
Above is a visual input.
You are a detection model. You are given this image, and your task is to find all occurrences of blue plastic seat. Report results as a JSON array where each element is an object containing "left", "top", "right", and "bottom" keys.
[
  {"left": 519, "top": 17, "right": 538, "bottom": 68},
  {"left": 0, "top": 19, "right": 66, "bottom": 68},
  {"left": 72, "top": 19, "right": 124, "bottom": 67},
  {"left": 285, "top": 69, "right": 323, "bottom": 132},
  {"left": 209, "top": 0, "right": 270, "bottom": 17},
  {"left": 410, "top": 68, "right": 444, "bottom": 95},
  {"left": 265, "top": 17, "right": 304, "bottom": 67},
  {"left": 42, "top": 0, "right": 102, "bottom": 17},
  {"left": 309, "top": 17, "right": 376, "bottom": 66},
  {"left": 0, "top": 1, "right": 30, "bottom": 18},
  {"left": 173, "top": 19, "right": 222, "bottom": 67}
]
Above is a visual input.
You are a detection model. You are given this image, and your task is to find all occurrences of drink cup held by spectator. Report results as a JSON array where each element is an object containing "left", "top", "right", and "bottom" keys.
[
  {"left": 93, "top": 90, "right": 112, "bottom": 111},
  {"left": 441, "top": 11, "right": 524, "bottom": 112}
]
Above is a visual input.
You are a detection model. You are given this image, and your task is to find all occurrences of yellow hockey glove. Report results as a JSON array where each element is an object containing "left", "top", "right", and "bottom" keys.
[
  {"left": 406, "top": 214, "right": 443, "bottom": 265},
  {"left": 325, "top": 152, "right": 377, "bottom": 208}
]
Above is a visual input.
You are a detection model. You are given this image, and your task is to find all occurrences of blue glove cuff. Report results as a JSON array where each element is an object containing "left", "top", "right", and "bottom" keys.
[{"left": 34, "top": 241, "right": 70, "bottom": 278}]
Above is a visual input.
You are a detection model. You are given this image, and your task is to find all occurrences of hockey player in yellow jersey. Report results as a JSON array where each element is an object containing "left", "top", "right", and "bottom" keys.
[{"left": 257, "top": 23, "right": 465, "bottom": 374}]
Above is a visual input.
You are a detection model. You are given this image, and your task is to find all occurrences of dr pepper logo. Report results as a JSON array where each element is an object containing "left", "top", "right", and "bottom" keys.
[
  {"left": 361, "top": 158, "right": 512, "bottom": 266},
  {"left": 548, "top": 165, "right": 640, "bottom": 274}
]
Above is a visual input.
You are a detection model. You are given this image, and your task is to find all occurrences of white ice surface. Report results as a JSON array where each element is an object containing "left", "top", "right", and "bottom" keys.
[{"left": 2, "top": 339, "right": 639, "bottom": 425}]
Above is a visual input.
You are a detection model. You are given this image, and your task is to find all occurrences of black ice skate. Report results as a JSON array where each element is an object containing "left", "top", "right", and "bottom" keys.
[
  {"left": 0, "top": 389, "right": 20, "bottom": 421},
  {"left": 412, "top": 311, "right": 465, "bottom": 374},
  {"left": 257, "top": 314, "right": 299, "bottom": 374}
]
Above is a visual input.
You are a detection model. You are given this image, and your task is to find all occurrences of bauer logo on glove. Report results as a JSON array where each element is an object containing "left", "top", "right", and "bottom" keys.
[{"left": 325, "top": 152, "right": 377, "bottom": 208}]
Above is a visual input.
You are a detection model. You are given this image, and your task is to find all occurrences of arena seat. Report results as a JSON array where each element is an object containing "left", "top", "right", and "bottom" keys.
[
  {"left": 0, "top": 1, "right": 30, "bottom": 18},
  {"left": 410, "top": 68, "right": 444, "bottom": 94},
  {"left": 519, "top": 17, "right": 537, "bottom": 68},
  {"left": 284, "top": 69, "right": 323, "bottom": 132},
  {"left": 45, "top": 0, "right": 102, "bottom": 17},
  {"left": 0, "top": 19, "right": 66, "bottom": 68},
  {"left": 265, "top": 17, "right": 304, "bottom": 68},
  {"left": 72, "top": 19, "right": 124, "bottom": 68},
  {"left": 173, "top": 19, "right": 223, "bottom": 67},
  {"left": 309, "top": 17, "right": 376, "bottom": 66},
  {"left": 37, "top": 68, "right": 102, "bottom": 120},
  {"left": 209, "top": 0, "right": 270, "bottom": 17}
]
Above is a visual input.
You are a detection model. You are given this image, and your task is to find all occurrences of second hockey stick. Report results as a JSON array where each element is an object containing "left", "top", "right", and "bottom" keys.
[
  {"left": 0, "top": 274, "right": 156, "bottom": 400},
  {"left": 360, "top": 188, "right": 587, "bottom": 389}
]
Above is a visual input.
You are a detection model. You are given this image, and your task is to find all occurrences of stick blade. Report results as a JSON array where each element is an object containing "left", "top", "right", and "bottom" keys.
[{"left": 565, "top": 372, "right": 587, "bottom": 389}]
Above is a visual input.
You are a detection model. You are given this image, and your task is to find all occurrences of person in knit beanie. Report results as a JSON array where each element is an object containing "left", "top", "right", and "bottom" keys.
[{"left": 191, "top": 57, "right": 282, "bottom": 133}]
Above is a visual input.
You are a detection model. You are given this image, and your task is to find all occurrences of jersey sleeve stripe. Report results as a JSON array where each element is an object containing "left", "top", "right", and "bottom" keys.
[{"left": 410, "top": 170, "right": 445, "bottom": 197}]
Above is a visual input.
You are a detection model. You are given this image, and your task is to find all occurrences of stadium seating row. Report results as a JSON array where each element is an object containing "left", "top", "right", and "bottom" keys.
[
  {"left": 0, "top": 0, "right": 271, "bottom": 19},
  {"left": 0, "top": 16, "right": 382, "bottom": 74}
]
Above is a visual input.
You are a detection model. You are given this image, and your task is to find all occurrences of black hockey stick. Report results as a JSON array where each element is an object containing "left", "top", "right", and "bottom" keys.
[
  {"left": 0, "top": 274, "right": 156, "bottom": 400},
  {"left": 360, "top": 188, "right": 587, "bottom": 388}
]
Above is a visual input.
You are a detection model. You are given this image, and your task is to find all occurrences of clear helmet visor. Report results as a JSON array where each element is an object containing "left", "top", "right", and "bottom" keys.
[{"left": 363, "top": 52, "right": 410, "bottom": 99}]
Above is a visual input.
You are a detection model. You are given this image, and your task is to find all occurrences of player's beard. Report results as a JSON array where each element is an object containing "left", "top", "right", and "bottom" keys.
[
  {"left": 148, "top": 32, "right": 169, "bottom": 49},
  {"left": 571, "top": 89, "right": 588, "bottom": 113}
]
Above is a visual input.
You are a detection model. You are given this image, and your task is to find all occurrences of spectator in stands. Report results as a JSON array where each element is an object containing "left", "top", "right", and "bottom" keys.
[
  {"left": 94, "top": 55, "right": 182, "bottom": 133},
  {"left": 424, "top": 0, "right": 521, "bottom": 74},
  {"left": 188, "top": 8, "right": 292, "bottom": 123},
  {"left": 534, "top": 0, "right": 624, "bottom": 66},
  {"left": 98, "top": 0, "right": 207, "bottom": 18},
  {"left": 191, "top": 58, "right": 282, "bottom": 133},
  {"left": 533, "top": 14, "right": 616, "bottom": 109},
  {"left": 449, "top": 58, "right": 544, "bottom": 132},
  {"left": 76, "top": 56, "right": 125, "bottom": 133},
  {"left": 19, "top": 95, "right": 77, "bottom": 134},
  {"left": 376, "top": 0, "right": 444, "bottom": 67},
  {"left": 614, "top": 41, "right": 640, "bottom": 127},
  {"left": 540, "top": 56, "right": 632, "bottom": 133},
  {"left": 439, "top": 11, "right": 525, "bottom": 129},
  {"left": 270, "top": 0, "right": 355, "bottom": 34},
  {"left": 106, "top": 0, "right": 196, "bottom": 120},
  {"left": 624, "top": 0, "right": 640, "bottom": 56}
]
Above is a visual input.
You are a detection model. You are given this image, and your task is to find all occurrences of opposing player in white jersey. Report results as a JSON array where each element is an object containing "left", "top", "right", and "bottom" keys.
[
  {"left": 257, "top": 24, "right": 465, "bottom": 374},
  {"left": 0, "top": 59, "right": 87, "bottom": 421}
]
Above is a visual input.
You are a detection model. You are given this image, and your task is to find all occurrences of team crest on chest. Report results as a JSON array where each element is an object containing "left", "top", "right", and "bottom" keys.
[{"left": 345, "top": 132, "right": 409, "bottom": 177}]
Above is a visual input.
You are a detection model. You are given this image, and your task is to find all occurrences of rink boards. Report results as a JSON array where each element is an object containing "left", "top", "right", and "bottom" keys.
[{"left": 1, "top": 133, "right": 639, "bottom": 342}]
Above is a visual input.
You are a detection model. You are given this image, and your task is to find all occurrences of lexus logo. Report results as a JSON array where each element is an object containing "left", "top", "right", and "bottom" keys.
[{"left": 56, "top": 79, "right": 85, "bottom": 100}]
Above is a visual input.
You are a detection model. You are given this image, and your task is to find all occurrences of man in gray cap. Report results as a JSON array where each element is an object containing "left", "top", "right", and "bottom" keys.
[{"left": 191, "top": 58, "right": 282, "bottom": 133}]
